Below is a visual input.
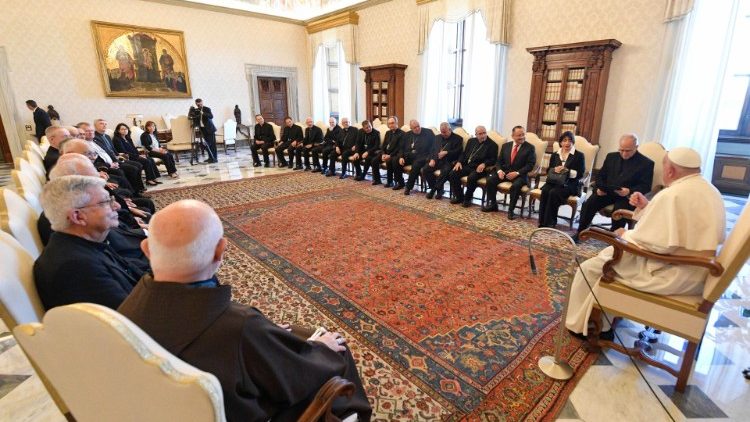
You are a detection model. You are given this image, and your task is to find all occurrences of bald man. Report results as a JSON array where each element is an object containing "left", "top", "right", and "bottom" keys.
[
  {"left": 422, "top": 122, "right": 463, "bottom": 199},
  {"left": 43, "top": 126, "right": 70, "bottom": 174},
  {"left": 298, "top": 117, "right": 323, "bottom": 171},
  {"left": 566, "top": 148, "right": 725, "bottom": 338},
  {"left": 118, "top": 200, "right": 372, "bottom": 422}
]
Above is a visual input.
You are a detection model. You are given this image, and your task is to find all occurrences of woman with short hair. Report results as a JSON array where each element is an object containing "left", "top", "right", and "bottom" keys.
[
  {"left": 538, "top": 131, "right": 586, "bottom": 228},
  {"left": 140, "top": 121, "right": 178, "bottom": 178}
]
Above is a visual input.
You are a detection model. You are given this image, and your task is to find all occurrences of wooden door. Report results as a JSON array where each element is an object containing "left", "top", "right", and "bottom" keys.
[
  {"left": 0, "top": 113, "right": 12, "bottom": 163},
  {"left": 258, "top": 77, "right": 288, "bottom": 126}
]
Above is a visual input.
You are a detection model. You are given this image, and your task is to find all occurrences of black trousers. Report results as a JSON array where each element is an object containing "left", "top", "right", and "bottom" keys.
[
  {"left": 449, "top": 166, "right": 486, "bottom": 200},
  {"left": 128, "top": 154, "right": 161, "bottom": 181},
  {"left": 577, "top": 192, "right": 634, "bottom": 233},
  {"left": 200, "top": 128, "right": 218, "bottom": 161},
  {"left": 294, "top": 145, "right": 315, "bottom": 168},
  {"left": 251, "top": 141, "right": 272, "bottom": 165},
  {"left": 538, "top": 183, "right": 576, "bottom": 227},
  {"left": 313, "top": 145, "right": 334, "bottom": 170},
  {"left": 485, "top": 173, "right": 527, "bottom": 212},
  {"left": 353, "top": 151, "right": 377, "bottom": 177},
  {"left": 326, "top": 148, "right": 343, "bottom": 174},
  {"left": 394, "top": 157, "right": 428, "bottom": 189},
  {"left": 422, "top": 160, "right": 453, "bottom": 192},
  {"left": 119, "top": 160, "right": 145, "bottom": 193},
  {"left": 369, "top": 153, "right": 396, "bottom": 184},
  {"left": 276, "top": 141, "right": 293, "bottom": 166},
  {"left": 340, "top": 149, "right": 357, "bottom": 175},
  {"left": 147, "top": 150, "right": 177, "bottom": 175}
]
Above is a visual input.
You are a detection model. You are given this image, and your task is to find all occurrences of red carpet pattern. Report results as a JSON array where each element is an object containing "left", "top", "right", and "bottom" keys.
[{"left": 152, "top": 172, "right": 601, "bottom": 421}]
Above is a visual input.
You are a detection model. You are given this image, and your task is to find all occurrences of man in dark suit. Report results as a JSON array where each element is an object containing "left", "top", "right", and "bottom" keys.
[
  {"left": 394, "top": 119, "right": 434, "bottom": 194},
  {"left": 450, "top": 126, "right": 499, "bottom": 206},
  {"left": 251, "top": 114, "right": 275, "bottom": 167},
  {"left": 423, "top": 122, "right": 463, "bottom": 199},
  {"left": 315, "top": 117, "right": 340, "bottom": 174},
  {"left": 574, "top": 134, "right": 654, "bottom": 240},
  {"left": 352, "top": 120, "right": 380, "bottom": 181},
  {"left": 93, "top": 119, "right": 146, "bottom": 193},
  {"left": 482, "top": 125, "right": 536, "bottom": 219},
  {"left": 34, "top": 175, "right": 145, "bottom": 310},
  {"left": 328, "top": 117, "right": 358, "bottom": 178},
  {"left": 371, "top": 116, "right": 404, "bottom": 186},
  {"left": 276, "top": 116, "right": 303, "bottom": 168},
  {"left": 191, "top": 98, "right": 218, "bottom": 163},
  {"left": 298, "top": 117, "right": 323, "bottom": 171},
  {"left": 26, "top": 99, "right": 51, "bottom": 142},
  {"left": 42, "top": 126, "right": 70, "bottom": 175}
]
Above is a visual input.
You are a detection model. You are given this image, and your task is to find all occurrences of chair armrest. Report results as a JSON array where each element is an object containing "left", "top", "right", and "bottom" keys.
[
  {"left": 612, "top": 209, "right": 634, "bottom": 221},
  {"left": 579, "top": 227, "right": 724, "bottom": 283},
  {"left": 298, "top": 376, "right": 355, "bottom": 422}
]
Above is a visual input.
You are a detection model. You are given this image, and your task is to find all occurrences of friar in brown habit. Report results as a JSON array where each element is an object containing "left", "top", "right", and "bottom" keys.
[{"left": 118, "top": 200, "right": 372, "bottom": 422}]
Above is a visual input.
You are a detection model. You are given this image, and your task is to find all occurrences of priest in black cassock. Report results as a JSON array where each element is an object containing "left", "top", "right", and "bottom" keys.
[{"left": 118, "top": 200, "right": 372, "bottom": 422}]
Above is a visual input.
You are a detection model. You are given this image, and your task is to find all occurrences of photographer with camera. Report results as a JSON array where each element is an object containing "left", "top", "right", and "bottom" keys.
[{"left": 189, "top": 98, "right": 218, "bottom": 163}]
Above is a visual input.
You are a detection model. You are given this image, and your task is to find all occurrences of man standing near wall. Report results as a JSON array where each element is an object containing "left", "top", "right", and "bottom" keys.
[
  {"left": 26, "top": 99, "right": 52, "bottom": 142},
  {"left": 190, "top": 98, "right": 218, "bottom": 163}
]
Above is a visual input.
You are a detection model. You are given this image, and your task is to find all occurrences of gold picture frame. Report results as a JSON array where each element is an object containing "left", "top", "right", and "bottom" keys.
[{"left": 91, "top": 21, "right": 192, "bottom": 98}]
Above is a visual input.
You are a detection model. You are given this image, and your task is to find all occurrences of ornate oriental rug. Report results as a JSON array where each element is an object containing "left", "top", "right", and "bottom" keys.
[{"left": 151, "top": 172, "right": 601, "bottom": 421}]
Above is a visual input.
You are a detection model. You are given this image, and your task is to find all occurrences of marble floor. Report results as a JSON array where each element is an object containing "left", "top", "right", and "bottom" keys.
[{"left": 1, "top": 148, "right": 749, "bottom": 421}]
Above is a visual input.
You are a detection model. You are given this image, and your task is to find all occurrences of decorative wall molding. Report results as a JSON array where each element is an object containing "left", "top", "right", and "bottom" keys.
[
  {"left": 307, "top": 11, "right": 359, "bottom": 34},
  {"left": 0, "top": 47, "right": 22, "bottom": 160},
  {"left": 244, "top": 64, "right": 299, "bottom": 122}
]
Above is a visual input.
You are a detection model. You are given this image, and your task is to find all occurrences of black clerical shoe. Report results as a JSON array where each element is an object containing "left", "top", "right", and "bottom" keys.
[
  {"left": 567, "top": 329, "right": 587, "bottom": 341},
  {"left": 403, "top": 188, "right": 411, "bottom": 196},
  {"left": 326, "top": 171, "right": 335, "bottom": 177},
  {"left": 278, "top": 162, "right": 288, "bottom": 168},
  {"left": 426, "top": 190, "right": 435, "bottom": 199},
  {"left": 304, "top": 166, "right": 312, "bottom": 171},
  {"left": 339, "top": 173, "right": 348, "bottom": 179},
  {"left": 462, "top": 200, "right": 472, "bottom": 208},
  {"left": 507, "top": 210, "right": 516, "bottom": 220},
  {"left": 572, "top": 233, "right": 581, "bottom": 244},
  {"left": 450, "top": 196, "right": 463, "bottom": 205},
  {"left": 435, "top": 190, "right": 444, "bottom": 200},
  {"left": 294, "top": 166, "right": 303, "bottom": 170},
  {"left": 372, "top": 180, "right": 382, "bottom": 186},
  {"left": 311, "top": 168, "right": 322, "bottom": 173},
  {"left": 392, "top": 183, "right": 404, "bottom": 190},
  {"left": 481, "top": 202, "right": 498, "bottom": 212},
  {"left": 384, "top": 182, "right": 394, "bottom": 188},
  {"left": 354, "top": 175, "right": 364, "bottom": 181},
  {"left": 264, "top": 163, "right": 270, "bottom": 168},
  {"left": 253, "top": 162, "right": 261, "bottom": 167}
]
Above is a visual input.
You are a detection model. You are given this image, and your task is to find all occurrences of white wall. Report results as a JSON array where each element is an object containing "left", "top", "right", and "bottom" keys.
[{"left": 0, "top": 0, "right": 310, "bottom": 152}]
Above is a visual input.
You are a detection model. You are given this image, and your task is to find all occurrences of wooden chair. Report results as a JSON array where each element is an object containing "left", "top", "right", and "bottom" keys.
[
  {"left": 168, "top": 116, "right": 194, "bottom": 162},
  {"left": 528, "top": 136, "right": 599, "bottom": 227},
  {"left": 11, "top": 169, "right": 43, "bottom": 215},
  {"left": 0, "top": 187, "right": 43, "bottom": 259},
  {"left": 14, "top": 302, "right": 362, "bottom": 422},
  {"left": 580, "top": 197, "right": 750, "bottom": 392},
  {"left": 0, "top": 230, "right": 71, "bottom": 420}
]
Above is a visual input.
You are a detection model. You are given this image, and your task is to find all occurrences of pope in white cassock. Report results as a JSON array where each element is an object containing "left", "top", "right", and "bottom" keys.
[{"left": 565, "top": 147, "right": 726, "bottom": 336}]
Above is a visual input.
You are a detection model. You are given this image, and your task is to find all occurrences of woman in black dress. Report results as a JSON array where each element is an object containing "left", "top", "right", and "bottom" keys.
[
  {"left": 113, "top": 123, "right": 161, "bottom": 186},
  {"left": 538, "top": 131, "right": 586, "bottom": 228},
  {"left": 140, "top": 121, "right": 178, "bottom": 178}
]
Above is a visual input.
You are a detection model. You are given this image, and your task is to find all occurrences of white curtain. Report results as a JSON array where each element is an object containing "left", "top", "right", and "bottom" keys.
[
  {"left": 312, "top": 42, "right": 352, "bottom": 123},
  {"left": 419, "top": 19, "right": 453, "bottom": 127},
  {"left": 461, "top": 12, "right": 498, "bottom": 131},
  {"left": 656, "top": 0, "right": 740, "bottom": 178},
  {"left": 337, "top": 43, "right": 353, "bottom": 122}
]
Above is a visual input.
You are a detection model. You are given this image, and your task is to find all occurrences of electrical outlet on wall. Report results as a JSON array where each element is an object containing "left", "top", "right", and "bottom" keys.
[{"left": 25, "top": 125, "right": 32, "bottom": 131}]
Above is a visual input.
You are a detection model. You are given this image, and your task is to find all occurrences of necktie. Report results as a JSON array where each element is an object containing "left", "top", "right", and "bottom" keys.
[{"left": 511, "top": 144, "right": 519, "bottom": 165}]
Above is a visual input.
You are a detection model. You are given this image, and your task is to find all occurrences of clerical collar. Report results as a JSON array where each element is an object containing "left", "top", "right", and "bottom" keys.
[{"left": 188, "top": 276, "right": 219, "bottom": 288}]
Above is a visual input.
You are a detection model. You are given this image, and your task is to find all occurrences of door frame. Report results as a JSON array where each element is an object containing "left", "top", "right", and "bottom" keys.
[
  {"left": 0, "top": 46, "right": 22, "bottom": 162},
  {"left": 245, "top": 64, "right": 299, "bottom": 123}
]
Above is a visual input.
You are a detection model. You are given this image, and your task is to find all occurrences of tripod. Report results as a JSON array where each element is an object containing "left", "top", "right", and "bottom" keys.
[{"left": 189, "top": 125, "right": 215, "bottom": 165}]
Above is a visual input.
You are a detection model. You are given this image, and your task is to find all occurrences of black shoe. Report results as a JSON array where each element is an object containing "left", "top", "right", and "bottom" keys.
[
  {"left": 372, "top": 180, "right": 381, "bottom": 186},
  {"left": 481, "top": 202, "right": 498, "bottom": 212},
  {"left": 404, "top": 189, "right": 411, "bottom": 195},
  {"left": 572, "top": 233, "right": 581, "bottom": 244},
  {"left": 462, "top": 200, "right": 471, "bottom": 208},
  {"left": 384, "top": 182, "right": 394, "bottom": 188},
  {"left": 326, "top": 171, "right": 335, "bottom": 177},
  {"left": 354, "top": 176, "right": 363, "bottom": 181},
  {"left": 426, "top": 190, "right": 435, "bottom": 199},
  {"left": 253, "top": 162, "right": 261, "bottom": 167},
  {"left": 203, "top": 158, "right": 212, "bottom": 163},
  {"left": 508, "top": 210, "right": 516, "bottom": 220},
  {"left": 288, "top": 163, "right": 295, "bottom": 169},
  {"left": 311, "top": 168, "right": 322, "bottom": 173},
  {"left": 264, "top": 163, "right": 270, "bottom": 168},
  {"left": 278, "top": 162, "right": 287, "bottom": 168},
  {"left": 304, "top": 166, "right": 312, "bottom": 171},
  {"left": 568, "top": 330, "right": 587, "bottom": 341},
  {"left": 599, "top": 329, "right": 614, "bottom": 342},
  {"left": 392, "top": 184, "right": 404, "bottom": 191},
  {"left": 339, "top": 174, "right": 348, "bottom": 179},
  {"left": 294, "top": 166, "right": 303, "bottom": 170},
  {"left": 435, "top": 190, "right": 444, "bottom": 200},
  {"left": 450, "top": 197, "right": 463, "bottom": 205}
]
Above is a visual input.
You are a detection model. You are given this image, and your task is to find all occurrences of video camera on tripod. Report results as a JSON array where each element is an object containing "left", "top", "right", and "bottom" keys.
[{"left": 187, "top": 105, "right": 214, "bottom": 164}]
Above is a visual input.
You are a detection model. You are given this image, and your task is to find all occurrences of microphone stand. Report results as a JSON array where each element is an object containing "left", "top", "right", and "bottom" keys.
[{"left": 527, "top": 227, "right": 577, "bottom": 380}]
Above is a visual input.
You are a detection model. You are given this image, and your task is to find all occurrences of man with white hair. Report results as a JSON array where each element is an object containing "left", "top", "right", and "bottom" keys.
[
  {"left": 565, "top": 147, "right": 726, "bottom": 338},
  {"left": 118, "top": 200, "right": 372, "bottom": 422},
  {"left": 33, "top": 176, "right": 145, "bottom": 310},
  {"left": 43, "top": 126, "right": 70, "bottom": 174},
  {"left": 393, "top": 119, "right": 434, "bottom": 194},
  {"left": 314, "top": 116, "right": 340, "bottom": 174},
  {"left": 298, "top": 116, "right": 323, "bottom": 171},
  {"left": 423, "top": 122, "right": 463, "bottom": 199}
]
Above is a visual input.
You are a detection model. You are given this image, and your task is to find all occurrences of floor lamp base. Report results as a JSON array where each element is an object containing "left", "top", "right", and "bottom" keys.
[{"left": 538, "top": 355, "right": 574, "bottom": 380}]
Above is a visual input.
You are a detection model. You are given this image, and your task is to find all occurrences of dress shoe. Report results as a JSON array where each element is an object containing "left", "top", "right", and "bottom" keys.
[
  {"left": 354, "top": 175, "right": 363, "bottom": 181},
  {"left": 572, "top": 233, "right": 581, "bottom": 244},
  {"left": 507, "top": 210, "right": 516, "bottom": 220},
  {"left": 404, "top": 188, "right": 411, "bottom": 195},
  {"left": 426, "top": 190, "right": 435, "bottom": 199},
  {"left": 304, "top": 166, "right": 312, "bottom": 171},
  {"left": 392, "top": 184, "right": 404, "bottom": 190},
  {"left": 294, "top": 166, "right": 303, "bottom": 170},
  {"left": 372, "top": 180, "right": 382, "bottom": 186},
  {"left": 339, "top": 174, "right": 348, "bottom": 179},
  {"left": 311, "top": 168, "right": 322, "bottom": 173},
  {"left": 462, "top": 200, "right": 471, "bottom": 208},
  {"left": 264, "top": 163, "right": 270, "bottom": 168},
  {"left": 450, "top": 197, "right": 463, "bottom": 205},
  {"left": 325, "top": 171, "right": 335, "bottom": 177},
  {"left": 435, "top": 190, "right": 444, "bottom": 200},
  {"left": 278, "top": 162, "right": 287, "bottom": 168},
  {"left": 253, "top": 162, "right": 261, "bottom": 167},
  {"left": 481, "top": 202, "right": 498, "bottom": 212},
  {"left": 384, "top": 182, "right": 394, "bottom": 188},
  {"left": 288, "top": 163, "right": 295, "bottom": 169},
  {"left": 567, "top": 329, "right": 587, "bottom": 341}
]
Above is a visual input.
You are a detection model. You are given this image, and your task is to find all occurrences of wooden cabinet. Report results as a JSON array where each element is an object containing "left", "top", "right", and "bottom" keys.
[
  {"left": 361, "top": 64, "right": 407, "bottom": 125},
  {"left": 526, "top": 39, "right": 621, "bottom": 149}
]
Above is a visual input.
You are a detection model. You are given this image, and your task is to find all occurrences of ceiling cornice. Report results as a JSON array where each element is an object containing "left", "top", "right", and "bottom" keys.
[
  {"left": 306, "top": 11, "right": 359, "bottom": 34},
  {"left": 415, "top": 0, "right": 437, "bottom": 5}
]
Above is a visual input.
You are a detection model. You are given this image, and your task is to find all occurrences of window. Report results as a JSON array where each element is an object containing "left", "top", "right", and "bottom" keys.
[
  {"left": 312, "top": 42, "right": 352, "bottom": 123},
  {"left": 716, "top": 2, "right": 750, "bottom": 139},
  {"left": 326, "top": 45, "right": 339, "bottom": 119},
  {"left": 420, "top": 11, "right": 504, "bottom": 130}
]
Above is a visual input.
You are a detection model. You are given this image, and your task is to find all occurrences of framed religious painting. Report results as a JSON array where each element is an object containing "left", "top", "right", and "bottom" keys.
[{"left": 91, "top": 21, "right": 192, "bottom": 98}]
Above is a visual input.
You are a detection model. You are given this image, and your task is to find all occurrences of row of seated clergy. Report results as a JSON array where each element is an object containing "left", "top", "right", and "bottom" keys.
[{"left": 565, "top": 147, "right": 726, "bottom": 337}]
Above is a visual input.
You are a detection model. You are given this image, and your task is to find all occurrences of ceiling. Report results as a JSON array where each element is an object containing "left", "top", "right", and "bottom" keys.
[{"left": 174, "top": 0, "right": 369, "bottom": 21}]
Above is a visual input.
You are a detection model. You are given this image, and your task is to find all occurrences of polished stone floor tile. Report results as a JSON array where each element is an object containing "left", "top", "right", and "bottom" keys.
[{"left": 659, "top": 385, "right": 729, "bottom": 418}]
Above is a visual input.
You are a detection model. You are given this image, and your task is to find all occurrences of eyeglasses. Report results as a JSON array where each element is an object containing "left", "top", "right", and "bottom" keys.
[
  {"left": 76, "top": 196, "right": 116, "bottom": 210},
  {"left": 619, "top": 148, "right": 635, "bottom": 153}
]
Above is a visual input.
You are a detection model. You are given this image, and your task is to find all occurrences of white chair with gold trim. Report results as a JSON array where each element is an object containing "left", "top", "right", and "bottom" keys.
[
  {"left": 16, "top": 152, "right": 46, "bottom": 186},
  {"left": 0, "top": 188, "right": 43, "bottom": 259},
  {"left": 581, "top": 197, "right": 750, "bottom": 392},
  {"left": 11, "top": 169, "right": 43, "bottom": 215},
  {"left": 469, "top": 134, "right": 508, "bottom": 203},
  {"left": 14, "top": 303, "right": 227, "bottom": 422},
  {"left": 267, "top": 122, "right": 280, "bottom": 166},
  {"left": 168, "top": 116, "right": 194, "bottom": 162}
]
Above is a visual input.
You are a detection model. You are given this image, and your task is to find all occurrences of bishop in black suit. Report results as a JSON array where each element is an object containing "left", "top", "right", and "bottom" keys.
[
  {"left": 449, "top": 126, "right": 499, "bottom": 206},
  {"left": 352, "top": 121, "right": 380, "bottom": 180},
  {"left": 298, "top": 117, "right": 323, "bottom": 170},
  {"left": 423, "top": 123, "right": 463, "bottom": 199},
  {"left": 482, "top": 126, "right": 536, "bottom": 219},
  {"left": 371, "top": 117, "right": 404, "bottom": 186},
  {"left": 328, "top": 118, "right": 358, "bottom": 178},
  {"left": 251, "top": 114, "right": 276, "bottom": 167},
  {"left": 315, "top": 117, "right": 340, "bottom": 174}
]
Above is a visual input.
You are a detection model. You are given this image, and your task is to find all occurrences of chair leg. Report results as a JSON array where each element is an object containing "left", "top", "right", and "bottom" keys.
[
  {"left": 570, "top": 206, "right": 576, "bottom": 229},
  {"left": 676, "top": 341, "right": 698, "bottom": 393}
]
